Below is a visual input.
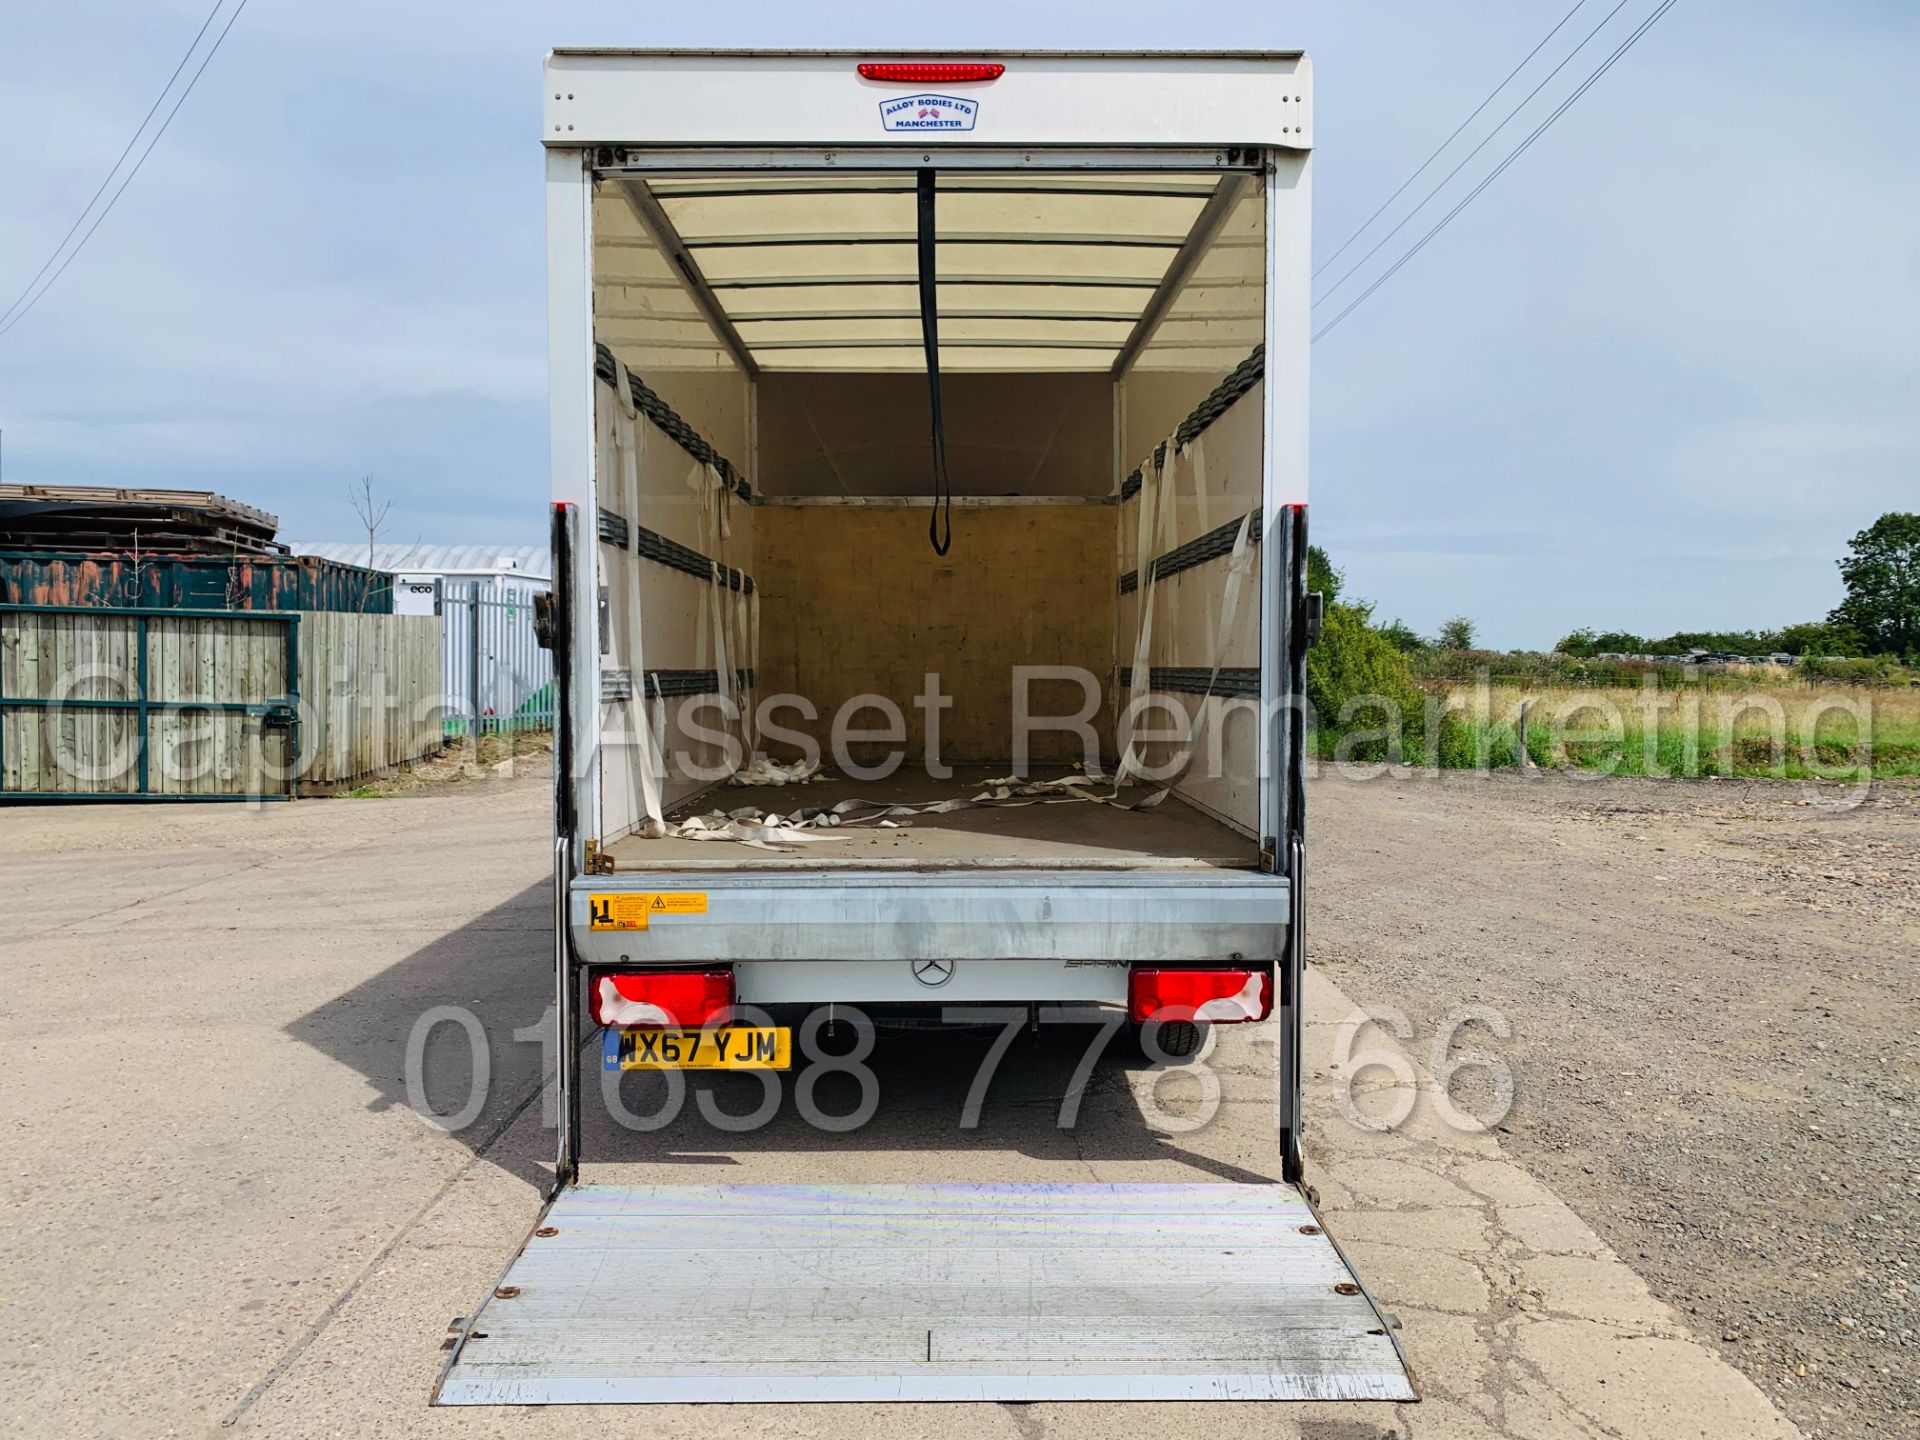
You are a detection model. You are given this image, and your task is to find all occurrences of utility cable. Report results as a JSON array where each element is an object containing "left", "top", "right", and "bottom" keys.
[
  {"left": 0, "top": 0, "right": 250, "bottom": 340},
  {"left": 0, "top": 0, "right": 225, "bottom": 330},
  {"left": 1314, "top": 0, "right": 1681, "bottom": 343},
  {"left": 1314, "top": 0, "right": 1636, "bottom": 310},
  {"left": 1314, "top": 0, "right": 1593, "bottom": 282}
]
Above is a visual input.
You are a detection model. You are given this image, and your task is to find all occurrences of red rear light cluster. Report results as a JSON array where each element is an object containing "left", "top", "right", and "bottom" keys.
[
  {"left": 591, "top": 969, "right": 734, "bottom": 1029},
  {"left": 857, "top": 62, "right": 1005, "bottom": 84},
  {"left": 1129, "top": 968, "right": 1272, "bottom": 1024}
]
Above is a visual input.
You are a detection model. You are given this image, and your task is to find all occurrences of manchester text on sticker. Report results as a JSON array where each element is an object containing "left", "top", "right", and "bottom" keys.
[{"left": 878, "top": 93, "right": 979, "bottom": 132}]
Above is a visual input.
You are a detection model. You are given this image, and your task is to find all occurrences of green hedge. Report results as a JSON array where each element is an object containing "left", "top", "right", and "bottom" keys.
[{"left": 1307, "top": 602, "right": 1433, "bottom": 762}]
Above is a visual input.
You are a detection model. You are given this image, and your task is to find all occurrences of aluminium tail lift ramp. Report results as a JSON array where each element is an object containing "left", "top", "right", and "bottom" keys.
[{"left": 438, "top": 48, "right": 1414, "bottom": 1406}]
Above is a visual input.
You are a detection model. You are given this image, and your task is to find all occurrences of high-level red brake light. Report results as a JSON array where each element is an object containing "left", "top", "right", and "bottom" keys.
[
  {"left": 590, "top": 969, "right": 734, "bottom": 1029},
  {"left": 1129, "top": 968, "right": 1273, "bottom": 1024},
  {"left": 857, "top": 62, "right": 1005, "bottom": 84}
]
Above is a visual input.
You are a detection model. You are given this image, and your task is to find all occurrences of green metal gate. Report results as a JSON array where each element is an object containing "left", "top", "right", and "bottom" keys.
[{"left": 0, "top": 604, "right": 301, "bottom": 801}]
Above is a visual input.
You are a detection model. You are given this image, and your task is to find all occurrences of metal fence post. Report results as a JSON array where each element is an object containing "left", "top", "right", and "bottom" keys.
[
  {"left": 467, "top": 582, "right": 483, "bottom": 740},
  {"left": 415, "top": 578, "right": 553, "bottom": 743},
  {"left": 136, "top": 614, "right": 151, "bottom": 794}
]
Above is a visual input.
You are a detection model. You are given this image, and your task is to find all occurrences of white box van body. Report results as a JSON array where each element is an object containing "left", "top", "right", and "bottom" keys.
[{"left": 436, "top": 48, "right": 1412, "bottom": 1409}]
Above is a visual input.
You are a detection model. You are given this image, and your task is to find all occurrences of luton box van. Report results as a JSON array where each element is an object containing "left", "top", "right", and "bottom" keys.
[{"left": 436, "top": 48, "right": 1414, "bottom": 1408}]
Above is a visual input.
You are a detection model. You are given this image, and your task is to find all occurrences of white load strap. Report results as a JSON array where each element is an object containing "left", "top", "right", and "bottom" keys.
[
  {"left": 688, "top": 458, "right": 756, "bottom": 767},
  {"left": 611, "top": 362, "right": 666, "bottom": 838},
  {"left": 655, "top": 771, "right": 1121, "bottom": 854},
  {"left": 1110, "top": 433, "right": 1253, "bottom": 809},
  {"left": 731, "top": 755, "right": 821, "bottom": 788},
  {"left": 1109, "top": 511, "right": 1256, "bottom": 809},
  {"left": 1115, "top": 431, "right": 1180, "bottom": 788},
  {"left": 742, "top": 569, "right": 761, "bottom": 760},
  {"left": 708, "top": 558, "right": 734, "bottom": 721},
  {"left": 716, "top": 468, "right": 759, "bottom": 762},
  {"left": 1156, "top": 509, "right": 1257, "bottom": 789},
  {"left": 613, "top": 361, "right": 641, "bottom": 514},
  {"left": 1189, "top": 436, "right": 1213, "bottom": 647}
]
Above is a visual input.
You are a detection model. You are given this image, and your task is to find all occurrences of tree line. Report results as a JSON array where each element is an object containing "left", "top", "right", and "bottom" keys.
[{"left": 1360, "top": 513, "right": 1919, "bottom": 662}]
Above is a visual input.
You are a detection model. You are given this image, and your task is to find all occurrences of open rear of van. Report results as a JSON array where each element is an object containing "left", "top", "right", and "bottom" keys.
[
  {"left": 436, "top": 50, "right": 1413, "bottom": 1410},
  {"left": 588, "top": 147, "right": 1280, "bottom": 863},
  {"left": 556, "top": 55, "right": 1311, "bottom": 1028}
]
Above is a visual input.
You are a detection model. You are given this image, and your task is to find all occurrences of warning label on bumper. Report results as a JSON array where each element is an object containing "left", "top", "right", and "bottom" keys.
[{"left": 589, "top": 893, "right": 708, "bottom": 930}]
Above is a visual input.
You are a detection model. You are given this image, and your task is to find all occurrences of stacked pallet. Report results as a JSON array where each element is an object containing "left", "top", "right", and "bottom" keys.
[{"left": 0, "top": 483, "right": 283, "bottom": 555}]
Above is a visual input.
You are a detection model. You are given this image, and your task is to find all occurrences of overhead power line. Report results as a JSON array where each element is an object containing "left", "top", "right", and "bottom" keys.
[
  {"left": 0, "top": 1, "right": 225, "bottom": 332},
  {"left": 0, "top": 0, "right": 250, "bottom": 341},
  {"left": 1314, "top": 0, "right": 1635, "bottom": 311},
  {"left": 1313, "top": 0, "right": 1682, "bottom": 344},
  {"left": 1314, "top": 0, "right": 1593, "bottom": 283}
]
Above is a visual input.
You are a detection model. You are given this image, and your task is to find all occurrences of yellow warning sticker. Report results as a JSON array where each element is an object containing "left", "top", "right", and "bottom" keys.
[
  {"left": 589, "top": 895, "right": 649, "bottom": 930},
  {"left": 588, "top": 893, "right": 708, "bottom": 930}
]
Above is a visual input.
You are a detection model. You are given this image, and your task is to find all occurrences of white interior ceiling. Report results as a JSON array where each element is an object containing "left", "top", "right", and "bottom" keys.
[{"left": 638, "top": 173, "right": 1223, "bottom": 373}]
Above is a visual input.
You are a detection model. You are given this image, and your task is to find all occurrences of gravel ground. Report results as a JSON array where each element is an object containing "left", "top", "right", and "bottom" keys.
[{"left": 1309, "top": 765, "right": 1919, "bottom": 1439}]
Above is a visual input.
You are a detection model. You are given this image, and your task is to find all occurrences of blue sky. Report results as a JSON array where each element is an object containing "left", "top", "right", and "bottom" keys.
[{"left": 1, "top": 1, "right": 1914, "bottom": 647}]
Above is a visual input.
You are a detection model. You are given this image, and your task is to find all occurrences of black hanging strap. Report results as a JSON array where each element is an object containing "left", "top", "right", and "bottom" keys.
[{"left": 916, "top": 168, "right": 953, "bottom": 556}]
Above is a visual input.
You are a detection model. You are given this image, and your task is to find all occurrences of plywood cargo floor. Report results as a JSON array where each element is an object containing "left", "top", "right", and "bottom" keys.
[{"left": 602, "top": 766, "right": 1259, "bottom": 872}]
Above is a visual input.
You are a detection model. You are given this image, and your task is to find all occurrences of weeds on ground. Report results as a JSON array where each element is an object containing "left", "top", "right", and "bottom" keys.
[
  {"left": 1313, "top": 683, "right": 1920, "bottom": 780},
  {"left": 326, "top": 729, "right": 554, "bottom": 798}
]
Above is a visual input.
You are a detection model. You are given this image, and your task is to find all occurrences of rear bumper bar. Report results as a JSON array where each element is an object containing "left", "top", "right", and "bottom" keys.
[{"left": 569, "top": 869, "right": 1288, "bottom": 969}]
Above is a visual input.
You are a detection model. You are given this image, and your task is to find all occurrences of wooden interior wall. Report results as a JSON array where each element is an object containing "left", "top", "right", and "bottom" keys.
[
  {"left": 755, "top": 372, "right": 1113, "bottom": 498},
  {"left": 754, "top": 504, "right": 1117, "bottom": 766}
]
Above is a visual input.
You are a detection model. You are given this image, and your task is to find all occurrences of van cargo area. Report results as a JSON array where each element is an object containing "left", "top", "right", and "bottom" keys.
[
  {"left": 586, "top": 168, "right": 1271, "bottom": 873},
  {"left": 441, "top": 50, "right": 1420, "bottom": 1412},
  {"left": 619, "top": 766, "right": 1257, "bottom": 871}
]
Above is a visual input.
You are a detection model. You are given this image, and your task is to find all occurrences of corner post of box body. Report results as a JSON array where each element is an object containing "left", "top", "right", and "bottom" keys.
[
  {"left": 1261, "top": 124, "right": 1312, "bottom": 1181},
  {"left": 549, "top": 502, "right": 582, "bottom": 1187},
  {"left": 546, "top": 142, "right": 600, "bottom": 858},
  {"left": 546, "top": 136, "right": 594, "bottom": 1188},
  {"left": 553, "top": 829, "right": 580, "bottom": 1188}
]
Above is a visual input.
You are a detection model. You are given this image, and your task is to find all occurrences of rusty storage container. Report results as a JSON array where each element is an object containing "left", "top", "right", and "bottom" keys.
[{"left": 0, "top": 551, "right": 393, "bottom": 614}]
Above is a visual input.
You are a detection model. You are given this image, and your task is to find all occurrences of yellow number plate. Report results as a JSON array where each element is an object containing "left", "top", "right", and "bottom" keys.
[{"left": 605, "top": 1027, "right": 790, "bottom": 1071}]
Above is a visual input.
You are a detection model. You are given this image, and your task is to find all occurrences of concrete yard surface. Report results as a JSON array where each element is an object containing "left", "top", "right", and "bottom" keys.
[
  {"left": 1312, "top": 767, "right": 1917, "bottom": 1439},
  {"left": 0, "top": 758, "right": 1812, "bottom": 1438}
]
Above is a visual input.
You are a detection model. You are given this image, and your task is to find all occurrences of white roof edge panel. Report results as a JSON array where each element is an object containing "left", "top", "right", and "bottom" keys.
[
  {"left": 551, "top": 48, "right": 1304, "bottom": 60},
  {"left": 545, "top": 52, "right": 1310, "bottom": 149}
]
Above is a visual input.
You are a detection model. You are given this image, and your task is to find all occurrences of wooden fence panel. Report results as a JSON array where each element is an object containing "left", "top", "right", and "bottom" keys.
[
  {"left": 140, "top": 614, "right": 290, "bottom": 796},
  {"left": 0, "top": 611, "right": 142, "bottom": 795},
  {"left": 2, "top": 608, "right": 442, "bottom": 798},
  {"left": 294, "top": 612, "right": 443, "bottom": 788}
]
